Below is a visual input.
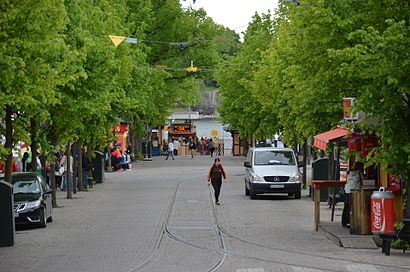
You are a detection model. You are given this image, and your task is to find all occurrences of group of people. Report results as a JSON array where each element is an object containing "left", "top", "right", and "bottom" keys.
[
  {"left": 53, "top": 148, "right": 92, "bottom": 191},
  {"left": 162, "top": 137, "right": 218, "bottom": 160},
  {"left": 0, "top": 148, "right": 93, "bottom": 192},
  {"left": 109, "top": 146, "right": 132, "bottom": 171}
]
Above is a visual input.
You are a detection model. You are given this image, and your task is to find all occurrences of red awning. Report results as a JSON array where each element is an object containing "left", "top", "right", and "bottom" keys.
[{"left": 313, "top": 128, "right": 348, "bottom": 151}]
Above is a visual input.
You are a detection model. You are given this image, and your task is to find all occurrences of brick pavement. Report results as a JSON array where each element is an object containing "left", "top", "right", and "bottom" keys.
[{"left": 0, "top": 154, "right": 409, "bottom": 272}]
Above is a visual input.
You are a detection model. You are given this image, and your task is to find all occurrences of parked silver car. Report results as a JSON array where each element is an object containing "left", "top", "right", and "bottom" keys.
[{"left": 244, "top": 147, "right": 302, "bottom": 199}]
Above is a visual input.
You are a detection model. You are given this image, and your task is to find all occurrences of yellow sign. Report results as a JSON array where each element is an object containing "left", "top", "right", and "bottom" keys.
[
  {"left": 109, "top": 35, "right": 126, "bottom": 47},
  {"left": 186, "top": 66, "right": 198, "bottom": 73},
  {"left": 210, "top": 129, "right": 219, "bottom": 137}
]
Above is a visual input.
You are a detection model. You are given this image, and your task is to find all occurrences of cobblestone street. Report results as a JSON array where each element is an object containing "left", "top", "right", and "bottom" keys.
[{"left": 1, "top": 155, "right": 409, "bottom": 272}]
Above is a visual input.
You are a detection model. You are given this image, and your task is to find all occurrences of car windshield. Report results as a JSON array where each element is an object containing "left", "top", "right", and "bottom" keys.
[
  {"left": 254, "top": 150, "right": 295, "bottom": 166},
  {"left": 12, "top": 179, "right": 41, "bottom": 194}
]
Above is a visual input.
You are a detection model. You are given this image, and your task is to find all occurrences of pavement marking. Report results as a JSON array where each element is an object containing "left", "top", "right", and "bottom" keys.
[
  {"left": 345, "top": 264, "right": 379, "bottom": 272},
  {"left": 291, "top": 266, "right": 325, "bottom": 272},
  {"left": 236, "top": 268, "right": 265, "bottom": 272},
  {"left": 170, "top": 226, "right": 214, "bottom": 230}
]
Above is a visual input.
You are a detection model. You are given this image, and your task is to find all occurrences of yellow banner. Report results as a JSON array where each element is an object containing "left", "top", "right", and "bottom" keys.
[{"left": 109, "top": 35, "right": 126, "bottom": 47}]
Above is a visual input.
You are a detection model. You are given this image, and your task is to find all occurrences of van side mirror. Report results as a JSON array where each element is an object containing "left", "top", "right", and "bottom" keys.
[{"left": 244, "top": 161, "right": 251, "bottom": 168}]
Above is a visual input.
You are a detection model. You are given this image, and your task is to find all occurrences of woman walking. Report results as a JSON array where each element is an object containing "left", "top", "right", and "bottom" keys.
[
  {"left": 207, "top": 157, "right": 227, "bottom": 205},
  {"left": 189, "top": 138, "right": 196, "bottom": 158}
]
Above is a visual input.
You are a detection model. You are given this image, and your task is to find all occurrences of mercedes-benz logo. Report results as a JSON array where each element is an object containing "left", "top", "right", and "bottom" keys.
[{"left": 273, "top": 176, "right": 280, "bottom": 182}]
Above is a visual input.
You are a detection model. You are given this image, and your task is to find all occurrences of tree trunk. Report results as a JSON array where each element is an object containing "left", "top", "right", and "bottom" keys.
[
  {"left": 107, "top": 143, "right": 112, "bottom": 172},
  {"left": 78, "top": 143, "right": 83, "bottom": 191},
  {"left": 405, "top": 171, "right": 410, "bottom": 219},
  {"left": 66, "top": 145, "right": 72, "bottom": 199},
  {"left": 4, "top": 106, "right": 13, "bottom": 184},
  {"left": 302, "top": 138, "right": 307, "bottom": 188},
  {"left": 50, "top": 162, "right": 57, "bottom": 208},
  {"left": 87, "top": 147, "right": 93, "bottom": 188},
  {"left": 30, "top": 119, "right": 38, "bottom": 172},
  {"left": 71, "top": 142, "right": 78, "bottom": 194}
]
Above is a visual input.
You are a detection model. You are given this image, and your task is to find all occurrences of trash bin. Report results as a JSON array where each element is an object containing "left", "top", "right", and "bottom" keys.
[
  {"left": 0, "top": 181, "right": 15, "bottom": 247},
  {"left": 311, "top": 158, "right": 329, "bottom": 202},
  {"left": 350, "top": 188, "right": 372, "bottom": 235},
  {"left": 92, "top": 151, "right": 105, "bottom": 183},
  {"left": 371, "top": 187, "right": 396, "bottom": 234}
]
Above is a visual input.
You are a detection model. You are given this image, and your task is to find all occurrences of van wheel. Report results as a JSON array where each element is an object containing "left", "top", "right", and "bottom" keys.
[
  {"left": 295, "top": 191, "right": 301, "bottom": 199},
  {"left": 250, "top": 186, "right": 257, "bottom": 199},
  {"left": 245, "top": 183, "right": 250, "bottom": 196}
]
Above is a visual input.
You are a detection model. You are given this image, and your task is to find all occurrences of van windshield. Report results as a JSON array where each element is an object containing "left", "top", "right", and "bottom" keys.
[{"left": 254, "top": 150, "right": 295, "bottom": 166}]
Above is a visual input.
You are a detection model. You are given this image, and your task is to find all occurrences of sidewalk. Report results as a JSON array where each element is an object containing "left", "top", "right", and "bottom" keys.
[
  {"left": 307, "top": 183, "right": 395, "bottom": 251},
  {"left": 316, "top": 200, "right": 381, "bottom": 250}
]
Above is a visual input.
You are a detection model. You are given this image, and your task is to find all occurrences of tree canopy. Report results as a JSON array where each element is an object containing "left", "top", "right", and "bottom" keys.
[
  {"left": 216, "top": 0, "right": 410, "bottom": 217},
  {"left": 0, "top": 0, "right": 239, "bottom": 182}
]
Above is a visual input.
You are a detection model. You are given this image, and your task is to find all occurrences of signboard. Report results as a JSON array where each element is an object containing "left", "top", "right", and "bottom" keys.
[
  {"left": 172, "top": 124, "right": 191, "bottom": 134},
  {"left": 343, "top": 97, "right": 358, "bottom": 120}
]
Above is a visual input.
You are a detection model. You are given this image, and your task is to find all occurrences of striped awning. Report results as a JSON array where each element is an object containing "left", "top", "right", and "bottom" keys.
[{"left": 313, "top": 128, "right": 348, "bottom": 151}]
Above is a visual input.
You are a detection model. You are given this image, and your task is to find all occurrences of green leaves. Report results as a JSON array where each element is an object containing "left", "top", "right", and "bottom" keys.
[
  {"left": 0, "top": 0, "right": 232, "bottom": 157},
  {"left": 217, "top": 0, "right": 410, "bottom": 181}
]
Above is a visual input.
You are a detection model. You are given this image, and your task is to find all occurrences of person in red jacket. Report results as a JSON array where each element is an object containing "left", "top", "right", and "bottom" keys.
[{"left": 111, "top": 146, "right": 122, "bottom": 171}]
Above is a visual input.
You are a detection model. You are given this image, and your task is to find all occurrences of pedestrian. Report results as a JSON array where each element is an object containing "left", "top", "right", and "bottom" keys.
[
  {"left": 173, "top": 139, "right": 180, "bottom": 156},
  {"left": 54, "top": 153, "right": 63, "bottom": 189},
  {"left": 111, "top": 146, "right": 122, "bottom": 171},
  {"left": 208, "top": 138, "right": 215, "bottom": 157},
  {"left": 82, "top": 148, "right": 91, "bottom": 190},
  {"left": 21, "top": 152, "right": 29, "bottom": 172},
  {"left": 60, "top": 153, "right": 74, "bottom": 191},
  {"left": 166, "top": 139, "right": 175, "bottom": 160},
  {"left": 207, "top": 157, "right": 227, "bottom": 205},
  {"left": 189, "top": 138, "right": 196, "bottom": 158},
  {"left": 342, "top": 161, "right": 363, "bottom": 228}
]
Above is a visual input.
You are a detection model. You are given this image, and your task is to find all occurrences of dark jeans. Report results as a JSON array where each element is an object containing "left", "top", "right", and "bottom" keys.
[
  {"left": 166, "top": 151, "right": 174, "bottom": 160},
  {"left": 210, "top": 147, "right": 215, "bottom": 157},
  {"left": 342, "top": 193, "right": 350, "bottom": 226},
  {"left": 211, "top": 179, "right": 222, "bottom": 202}
]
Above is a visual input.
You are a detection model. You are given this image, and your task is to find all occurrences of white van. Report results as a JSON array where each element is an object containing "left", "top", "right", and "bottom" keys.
[{"left": 244, "top": 147, "right": 302, "bottom": 199}]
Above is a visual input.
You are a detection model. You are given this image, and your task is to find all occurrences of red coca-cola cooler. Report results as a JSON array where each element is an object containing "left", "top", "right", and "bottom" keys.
[{"left": 370, "top": 187, "right": 396, "bottom": 234}]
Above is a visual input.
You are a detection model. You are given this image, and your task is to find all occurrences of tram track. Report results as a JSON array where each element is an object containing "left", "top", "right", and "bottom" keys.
[
  {"left": 127, "top": 174, "right": 228, "bottom": 272},
  {"left": 126, "top": 173, "right": 408, "bottom": 272}
]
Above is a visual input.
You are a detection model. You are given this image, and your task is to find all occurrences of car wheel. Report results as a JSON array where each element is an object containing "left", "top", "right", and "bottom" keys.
[
  {"left": 39, "top": 207, "right": 47, "bottom": 228},
  {"left": 245, "top": 181, "right": 250, "bottom": 196},
  {"left": 295, "top": 191, "right": 301, "bottom": 199},
  {"left": 250, "top": 186, "right": 257, "bottom": 200}
]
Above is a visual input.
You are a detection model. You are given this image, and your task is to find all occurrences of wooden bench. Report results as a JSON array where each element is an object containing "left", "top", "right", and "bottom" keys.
[{"left": 380, "top": 219, "right": 410, "bottom": 255}]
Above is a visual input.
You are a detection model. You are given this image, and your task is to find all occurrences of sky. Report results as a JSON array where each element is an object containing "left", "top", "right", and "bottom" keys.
[{"left": 180, "top": 0, "right": 279, "bottom": 34}]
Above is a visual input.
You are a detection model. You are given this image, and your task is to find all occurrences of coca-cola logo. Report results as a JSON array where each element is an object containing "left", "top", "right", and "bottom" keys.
[{"left": 372, "top": 201, "right": 383, "bottom": 230}]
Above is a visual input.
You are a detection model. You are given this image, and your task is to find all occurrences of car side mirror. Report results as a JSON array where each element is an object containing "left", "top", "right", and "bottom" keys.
[
  {"left": 244, "top": 161, "right": 251, "bottom": 168},
  {"left": 45, "top": 189, "right": 53, "bottom": 194}
]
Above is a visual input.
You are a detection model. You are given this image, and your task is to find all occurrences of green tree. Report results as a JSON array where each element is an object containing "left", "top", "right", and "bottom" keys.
[
  {"left": 0, "top": 0, "right": 75, "bottom": 183},
  {"left": 217, "top": 13, "right": 278, "bottom": 139}
]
